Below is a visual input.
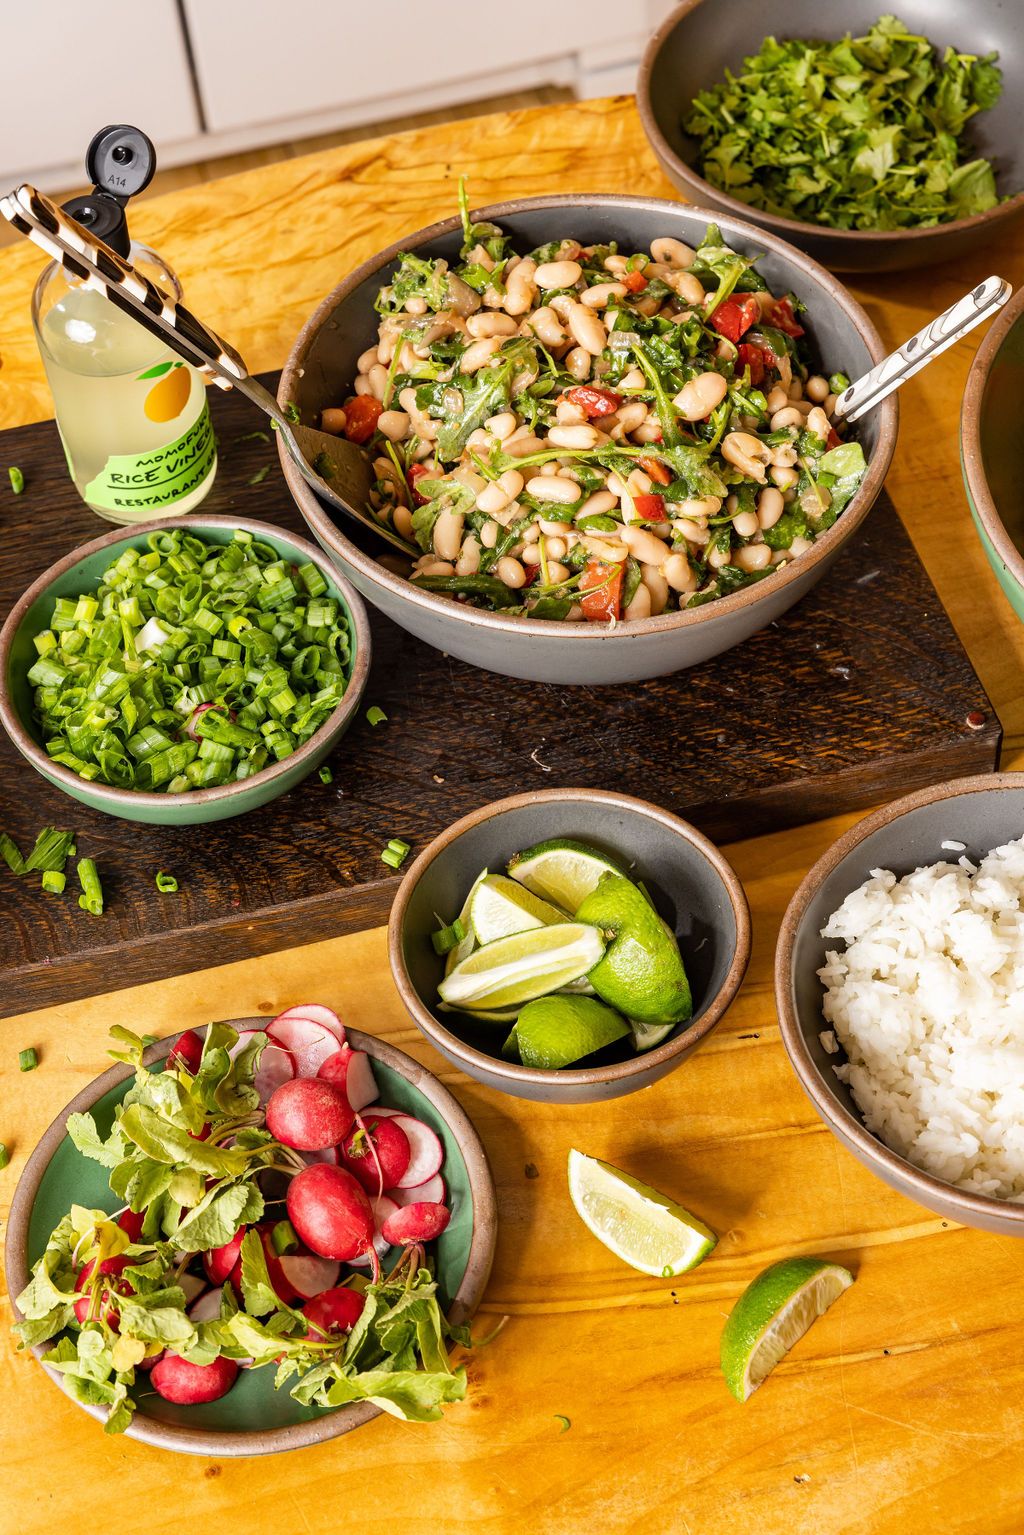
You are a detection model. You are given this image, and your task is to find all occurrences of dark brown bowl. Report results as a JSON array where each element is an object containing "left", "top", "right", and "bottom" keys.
[
  {"left": 776, "top": 774, "right": 1024, "bottom": 1236},
  {"left": 638, "top": 0, "right": 1024, "bottom": 274},
  {"left": 388, "top": 789, "right": 751, "bottom": 1103},
  {"left": 961, "top": 281, "right": 1024, "bottom": 623},
  {"left": 5, "top": 1021, "right": 497, "bottom": 1455}
]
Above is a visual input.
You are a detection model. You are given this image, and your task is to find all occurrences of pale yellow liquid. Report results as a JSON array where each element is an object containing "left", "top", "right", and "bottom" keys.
[{"left": 40, "top": 286, "right": 216, "bottom": 523}]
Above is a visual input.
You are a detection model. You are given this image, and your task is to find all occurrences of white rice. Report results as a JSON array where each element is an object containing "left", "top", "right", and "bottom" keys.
[{"left": 818, "top": 834, "right": 1024, "bottom": 1201}]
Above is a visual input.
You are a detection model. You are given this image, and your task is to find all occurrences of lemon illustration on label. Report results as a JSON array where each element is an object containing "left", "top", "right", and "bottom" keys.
[{"left": 140, "top": 361, "right": 191, "bottom": 422}]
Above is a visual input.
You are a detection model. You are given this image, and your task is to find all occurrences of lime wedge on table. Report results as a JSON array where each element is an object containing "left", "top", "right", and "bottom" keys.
[
  {"left": 508, "top": 838, "right": 626, "bottom": 912},
  {"left": 470, "top": 873, "right": 567, "bottom": 945},
  {"left": 575, "top": 874, "right": 691, "bottom": 1024},
  {"left": 438, "top": 922, "right": 605, "bottom": 1010},
  {"left": 567, "top": 1149, "right": 717, "bottom": 1277},
  {"left": 720, "top": 1258, "right": 854, "bottom": 1402},
  {"left": 443, "top": 869, "right": 487, "bottom": 975},
  {"left": 515, "top": 996, "right": 629, "bottom": 1069}
]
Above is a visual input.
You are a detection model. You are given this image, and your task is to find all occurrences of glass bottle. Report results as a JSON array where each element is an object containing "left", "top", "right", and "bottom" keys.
[{"left": 29, "top": 126, "right": 217, "bottom": 524}]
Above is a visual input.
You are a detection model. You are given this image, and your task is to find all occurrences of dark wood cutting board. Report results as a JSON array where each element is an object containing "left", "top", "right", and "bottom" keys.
[{"left": 0, "top": 376, "right": 1000, "bottom": 1016}]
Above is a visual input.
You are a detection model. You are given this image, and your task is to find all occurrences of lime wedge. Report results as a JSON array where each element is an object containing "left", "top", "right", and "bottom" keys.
[
  {"left": 517, "top": 995, "right": 629, "bottom": 1069},
  {"left": 444, "top": 868, "right": 488, "bottom": 975},
  {"left": 576, "top": 874, "right": 691, "bottom": 1023},
  {"left": 720, "top": 1258, "right": 854, "bottom": 1402},
  {"left": 629, "top": 1018, "right": 675, "bottom": 1052},
  {"left": 437, "top": 1000, "right": 521, "bottom": 1025},
  {"left": 567, "top": 1149, "right": 717, "bottom": 1277},
  {"left": 508, "top": 838, "right": 626, "bottom": 912},
  {"left": 501, "top": 1023, "right": 520, "bottom": 1061},
  {"left": 438, "top": 922, "right": 605, "bottom": 1010},
  {"left": 470, "top": 873, "right": 567, "bottom": 945}
]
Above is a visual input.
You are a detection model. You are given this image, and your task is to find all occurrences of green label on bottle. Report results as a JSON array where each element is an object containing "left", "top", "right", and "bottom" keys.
[{"left": 83, "top": 404, "right": 216, "bottom": 514}]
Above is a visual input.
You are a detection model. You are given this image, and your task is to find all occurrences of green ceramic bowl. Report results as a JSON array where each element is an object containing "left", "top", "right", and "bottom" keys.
[
  {"left": 962, "top": 284, "right": 1024, "bottom": 618},
  {"left": 5, "top": 1021, "right": 496, "bottom": 1457},
  {"left": 0, "top": 516, "right": 371, "bottom": 825}
]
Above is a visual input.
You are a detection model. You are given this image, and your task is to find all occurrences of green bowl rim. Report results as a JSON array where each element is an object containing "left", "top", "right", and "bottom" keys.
[
  {"left": 0, "top": 514, "right": 372, "bottom": 813},
  {"left": 637, "top": 0, "right": 1024, "bottom": 251},
  {"left": 3, "top": 1020, "right": 497, "bottom": 1457},
  {"left": 961, "top": 281, "right": 1024, "bottom": 589}
]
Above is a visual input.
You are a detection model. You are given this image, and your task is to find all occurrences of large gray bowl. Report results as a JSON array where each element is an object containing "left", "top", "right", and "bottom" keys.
[
  {"left": 279, "top": 195, "right": 896, "bottom": 685},
  {"left": 639, "top": 0, "right": 1024, "bottom": 274},
  {"left": 776, "top": 774, "right": 1024, "bottom": 1236},
  {"left": 388, "top": 789, "right": 751, "bottom": 1104}
]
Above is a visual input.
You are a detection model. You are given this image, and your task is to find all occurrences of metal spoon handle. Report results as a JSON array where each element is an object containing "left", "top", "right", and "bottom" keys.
[{"left": 834, "top": 276, "right": 1012, "bottom": 423}]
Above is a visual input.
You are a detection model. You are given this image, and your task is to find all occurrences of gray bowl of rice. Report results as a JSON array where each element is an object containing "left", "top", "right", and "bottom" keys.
[{"left": 775, "top": 774, "right": 1024, "bottom": 1236}]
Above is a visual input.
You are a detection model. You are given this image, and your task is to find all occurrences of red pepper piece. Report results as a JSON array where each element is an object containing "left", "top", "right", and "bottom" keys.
[
  {"left": 343, "top": 396, "right": 383, "bottom": 444},
  {"left": 826, "top": 428, "right": 842, "bottom": 450},
  {"left": 622, "top": 269, "right": 649, "bottom": 294},
  {"left": 407, "top": 462, "right": 432, "bottom": 505},
  {"left": 710, "top": 294, "right": 760, "bottom": 343},
  {"left": 632, "top": 493, "right": 668, "bottom": 522},
  {"left": 770, "top": 298, "right": 805, "bottom": 337},
  {"left": 579, "top": 559, "right": 624, "bottom": 622},
  {"left": 564, "top": 385, "right": 623, "bottom": 419},
  {"left": 736, "top": 343, "right": 766, "bottom": 387},
  {"left": 637, "top": 456, "right": 672, "bottom": 486}
]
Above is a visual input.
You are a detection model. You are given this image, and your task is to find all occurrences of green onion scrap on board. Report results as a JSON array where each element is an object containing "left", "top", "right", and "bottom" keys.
[
  {"left": 25, "top": 529, "right": 352, "bottom": 794},
  {"left": 381, "top": 838, "right": 411, "bottom": 870},
  {"left": 8, "top": 465, "right": 25, "bottom": 495}
]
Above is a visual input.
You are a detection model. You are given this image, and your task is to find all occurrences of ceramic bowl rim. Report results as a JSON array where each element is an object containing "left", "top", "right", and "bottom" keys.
[
  {"left": 775, "top": 771, "right": 1024, "bottom": 1227},
  {"left": 387, "top": 787, "right": 752, "bottom": 1090},
  {"left": 0, "top": 515, "right": 372, "bottom": 814},
  {"left": 961, "top": 282, "right": 1024, "bottom": 587},
  {"left": 278, "top": 192, "right": 897, "bottom": 643},
  {"left": 637, "top": 0, "right": 1024, "bottom": 251},
  {"left": 4, "top": 1020, "right": 497, "bottom": 1456}
]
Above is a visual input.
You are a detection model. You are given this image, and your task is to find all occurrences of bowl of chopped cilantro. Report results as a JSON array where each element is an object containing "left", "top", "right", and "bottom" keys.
[
  {"left": 638, "top": 2, "right": 1024, "bottom": 272},
  {"left": 279, "top": 193, "right": 895, "bottom": 685},
  {"left": 962, "top": 283, "right": 1024, "bottom": 622},
  {"left": 0, "top": 517, "right": 370, "bottom": 824}
]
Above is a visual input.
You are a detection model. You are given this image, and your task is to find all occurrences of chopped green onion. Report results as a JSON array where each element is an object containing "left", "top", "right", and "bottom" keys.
[
  {"left": 318, "top": 765, "right": 333, "bottom": 784},
  {"left": 19, "top": 1048, "right": 38, "bottom": 1072},
  {"left": 248, "top": 466, "right": 270, "bottom": 486},
  {"left": 0, "top": 833, "right": 26, "bottom": 875},
  {"left": 236, "top": 430, "right": 270, "bottom": 444},
  {"left": 271, "top": 1219, "right": 299, "bottom": 1256},
  {"left": 77, "top": 858, "right": 104, "bottom": 916},
  {"left": 431, "top": 916, "right": 466, "bottom": 955},
  {"left": 554, "top": 1415, "right": 571, "bottom": 1434},
  {"left": 0, "top": 1144, "right": 9, "bottom": 1171},
  {"left": 8, "top": 466, "right": 25, "bottom": 494},
  {"left": 366, "top": 705, "right": 388, "bottom": 727},
  {"left": 24, "top": 827, "right": 75, "bottom": 873},
  {"left": 284, "top": 401, "right": 301, "bottom": 423},
  {"left": 155, "top": 870, "right": 178, "bottom": 893},
  {"left": 829, "top": 372, "right": 850, "bottom": 395},
  {"left": 26, "top": 530, "right": 351, "bottom": 795},
  {"left": 41, "top": 870, "right": 66, "bottom": 895},
  {"left": 381, "top": 838, "right": 411, "bottom": 870}
]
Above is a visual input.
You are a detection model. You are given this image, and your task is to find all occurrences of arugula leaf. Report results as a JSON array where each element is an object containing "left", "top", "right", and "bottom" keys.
[
  {"left": 434, "top": 349, "right": 529, "bottom": 462},
  {"left": 684, "top": 18, "right": 1003, "bottom": 230},
  {"left": 410, "top": 573, "right": 522, "bottom": 609}
]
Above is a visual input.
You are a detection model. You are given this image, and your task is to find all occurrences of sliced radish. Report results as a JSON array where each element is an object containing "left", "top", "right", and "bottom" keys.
[
  {"left": 389, "top": 1172, "right": 445, "bottom": 1207},
  {"left": 391, "top": 1115, "right": 444, "bottom": 1189},
  {"left": 347, "top": 1196, "right": 398, "bottom": 1267},
  {"left": 254, "top": 1041, "right": 296, "bottom": 1103},
  {"left": 273, "top": 1004, "right": 345, "bottom": 1046},
  {"left": 227, "top": 1028, "right": 261, "bottom": 1061},
  {"left": 267, "top": 1017, "right": 342, "bottom": 1079},
  {"left": 381, "top": 1201, "right": 451, "bottom": 1245},
  {"left": 345, "top": 1050, "right": 378, "bottom": 1111},
  {"left": 277, "top": 1252, "right": 342, "bottom": 1300},
  {"left": 188, "top": 1285, "right": 223, "bottom": 1323},
  {"left": 179, "top": 1271, "right": 208, "bottom": 1306},
  {"left": 304, "top": 1145, "right": 339, "bottom": 1165},
  {"left": 362, "top": 1104, "right": 400, "bottom": 1118}
]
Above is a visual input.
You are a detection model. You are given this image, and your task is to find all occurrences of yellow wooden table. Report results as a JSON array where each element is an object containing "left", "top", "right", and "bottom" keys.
[{"left": 2, "top": 98, "right": 1024, "bottom": 1535}]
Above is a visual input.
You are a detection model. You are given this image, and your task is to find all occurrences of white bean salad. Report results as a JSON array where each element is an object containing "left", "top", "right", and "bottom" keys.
[{"left": 319, "top": 189, "right": 867, "bottom": 623}]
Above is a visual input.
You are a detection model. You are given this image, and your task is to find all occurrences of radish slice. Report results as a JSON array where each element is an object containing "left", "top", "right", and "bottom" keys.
[
  {"left": 179, "top": 1271, "right": 209, "bottom": 1306},
  {"left": 304, "top": 1145, "right": 339, "bottom": 1166},
  {"left": 390, "top": 1115, "right": 444, "bottom": 1189},
  {"left": 227, "top": 1028, "right": 261, "bottom": 1061},
  {"left": 188, "top": 1285, "right": 223, "bottom": 1323},
  {"left": 267, "top": 1018, "right": 341, "bottom": 1079},
  {"left": 277, "top": 1252, "right": 342, "bottom": 1300},
  {"left": 389, "top": 1173, "right": 445, "bottom": 1207},
  {"left": 363, "top": 1105, "right": 399, "bottom": 1118},
  {"left": 347, "top": 1196, "right": 398, "bottom": 1267},
  {"left": 345, "top": 1051, "right": 378, "bottom": 1111},
  {"left": 273, "top": 1004, "right": 345, "bottom": 1046},
  {"left": 254, "top": 1041, "right": 296, "bottom": 1103}
]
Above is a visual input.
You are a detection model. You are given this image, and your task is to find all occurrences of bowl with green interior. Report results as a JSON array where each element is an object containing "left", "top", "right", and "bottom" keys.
[
  {"left": 387, "top": 789, "right": 752, "bottom": 1104},
  {"left": 0, "top": 516, "right": 371, "bottom": 825},
  {"left": 638, "top": 0, "right": 1024, "bottom": 273},
  {"left": 279, "top": 193, "right": 896, "bottom": 685},
  {"left": 962, "top": 281, "right": 1024, "bottom": 621},
  {"left": 776, "top": 774, "right": 1024, "bottom": 1237},
  {"left": 4, "top": 1020, "right": 496, "bottom": 1455}
]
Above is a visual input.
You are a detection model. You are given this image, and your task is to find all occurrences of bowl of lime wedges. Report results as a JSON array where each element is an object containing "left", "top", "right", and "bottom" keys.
[{"left": 387, "top": 790, "right": 751, "bottom": 1103}]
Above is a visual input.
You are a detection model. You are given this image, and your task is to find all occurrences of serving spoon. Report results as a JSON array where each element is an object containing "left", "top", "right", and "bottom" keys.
[{"left": 0, "top": 183, "right": 417, "bottom": 556}]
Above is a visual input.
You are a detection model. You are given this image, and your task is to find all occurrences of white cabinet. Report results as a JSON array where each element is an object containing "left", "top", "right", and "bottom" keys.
[{"left": 0, "top": 1, "right": 200, "bottom": 186}]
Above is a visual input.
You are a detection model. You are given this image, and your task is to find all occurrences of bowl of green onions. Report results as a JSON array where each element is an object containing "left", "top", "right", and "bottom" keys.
[{"left": 0, "top": 517, "right": 371, "bottom": 825}]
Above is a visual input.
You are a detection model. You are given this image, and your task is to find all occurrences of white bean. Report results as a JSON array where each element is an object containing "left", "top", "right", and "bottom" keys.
[
  {"left": 503, "top": 435, "right": 546, "bottom": 458},
  {"left": 650, "top": 236, "right": 696, "bottom": 268},
  {"left": 456, "top": 537, "right": 481, "bottom": 576},
  {"left": 480, "top": 520, "right": 500, "bottom": 549},
  {"left": 824, "top": 392, "right": 839, "bottom": 416},
  {"left": 521, "top": 545, "right": 542, "bottom": 567},
  {"left": 633, "top": 420, "right": 663, "bottom": 443},
  {"left": 496, "top": 556, "right": 527, "bottom": 588},
  {"left": 624, "top": 582, "right": 652, "bottom": 621},
  {"left": 769, "top": 442, "right": 799, "bottom": 468},
  {"left": 611, "top": 401, "right": 649, "bottom": 437},
  {"left": 405, "top": 296, "right": 428, "bottom": 315},
  {"left": 581, "top": 282, "right": 628, "bottom": 309},
  {"left": 604, "top": 254, "right": 629, "bottom": 274},
  {"left": 576, "top": 490, "right": 617, "bottom": 519},
  {"left": 320, "top": 407, "right": 347, "bottom": 435},
  {"left": 466, "top": 312, "right": 517, "bottom": 339},
  {"left": 674, "top": 372, "right": 729, "bottom": 421},
  {"left": 544, "top": 536, "right": 567, "bottom": 560},
  {"left": 733, "top": 510, "right": 759, "bottom": 538},
  {"left": 721, "top": 432, "right": 771, "bottom": 482},
  {"left": 708, "top": 545, "right": 732, "bottom": 570},
  {"left": 675, "top": 495, "right": 722, "bottom": 521},
  {"left": 547, "top": 424, "right": 602, "bottom": 449},
  {"left": 477, "top": 481, "right": 513, "bottom": 515},
  {"left": 367, "top": 363, "right": 389, "bottom": 402},
  {"left": 806, "top": 406, "right": 832, "bottom": 440},
  {"left": 393, "top": 505, "right": 414, "bottom": 540},
  {"left": 504, "top": 258, "right": 537, "bottom": 316},
  {"left": 806, "top": 374, "right": 830, "bottom": 403},
  {"left": 527, "top": 306, "right": 568, "bottom": 346},
  {"left": 525, "top": 475, "right": 579, "bottom": 505},
  {"left": 376, "top": 409, "right": 410, "bottom": 442},
  {"left": 461, "top": 337, "right": 505, "bottom": 373},
  {"left": 354, "top": 374, "right": 373, "bottom": 397},
  {"left": 433, "top": 510, "right": 465, "bottom": 563},
  {"left": 758, "top": 487, "right": 785, "bottom": 529},
  {"left": 547, "top": 561, "right": 571, "bottom": 585},
  {"left": 663, "top": 552, "right": 697, "bottom": 593},
  {"left": 771, "top": 407, "right": 805, "bottom": 431},
  {"left": 771, "top": 466, "right": 799, "bottom": 490},
  {"left": 621, "top": 525, "right": 669, "bottom": 566},
  {"left": 535, "top": 259, "right": 582, "bottom": 290},
  {"left": 673, "top": 518, "right": 707, "bottom": 544},
  {"left": 357, "top": 345, "right": 379, "bottom": 374},
  {"left": 417, "top": 558, "right": 454, "bottom": 576},
  {"left": 555, "top": 399, "right": 588, "bottom": 425},
  {"left": 619, "top": 367, "right": 645, "bottom": 389},
  {"left": 485, "top": 410, "right": 518, "bottom": 441},
  {"left": 735, "top": 543, "right": 772, "bottom": 572},
  {"left": 567, "top": 303, "right": 607, "bottom": 356},
  {"left": 641, "top": 564, "right": 669, "bottom": 614},
  {"left": 765, "top": 385, "right": 789, "bottom": 413},
  {"left": 790, "top": 536, "right": 814, "bottom": 556},
  {"left": 499, "top": 470, "right": 524, "bottom": 498},
  {"left": 565, "top": 346, "right": 592, "bottom": 381}
]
